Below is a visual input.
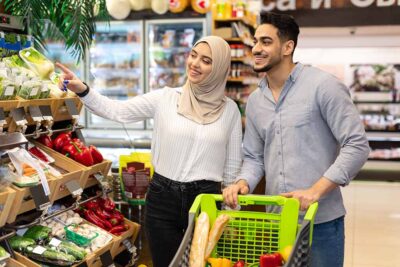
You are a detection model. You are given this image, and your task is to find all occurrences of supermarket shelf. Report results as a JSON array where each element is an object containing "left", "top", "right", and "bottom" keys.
[
  {"left": 149, "top": 46, "right": 191, "bottom": 53},
  {"left": 214, "top": 17, "right": 257, "bottom": 29},
  {"left": 366, "top": 131, "right": 400, "bottom": 141},
  {"left": 363, "top": 160, "right": 400, "bottom": 170},
  {"left": 357, "top": 160, "right": 400, "bottom": 181},
  {"left": 149, "top": 67, "right": 186, "bottom": 72},
  {"left": 228, "top": 77, "right": 245, "bottom": 82}
]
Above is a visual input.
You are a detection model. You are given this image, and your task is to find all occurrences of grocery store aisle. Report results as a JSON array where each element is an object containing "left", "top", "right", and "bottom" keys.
[{"left": 342, "top": 181, "right": 400, "bottom": 267}]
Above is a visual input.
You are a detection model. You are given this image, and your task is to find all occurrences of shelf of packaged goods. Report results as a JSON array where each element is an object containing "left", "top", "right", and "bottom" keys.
[
  {"left": 362, "top": 160, "right": 400, "bottom": 171},
  {"left": 231, "top": 57, "right": 253, "bottom": 66},
  {"left": 225, "top": 37, "right": 254, "bottom": 48},
  {"left": 214, "top": 17, "right": 257, "bottom": 29},
  {"left": 149, "top": 67, "right": 186, "bottom": 73},
  {"left": 149, "top": 47, "right": 192, "bottom": 53},
  {"left": 366, "top": 132, "right": 400, "bottom": 141}
]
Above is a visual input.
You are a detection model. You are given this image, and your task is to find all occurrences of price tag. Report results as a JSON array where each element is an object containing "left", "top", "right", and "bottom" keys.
[
  {"left": 122, "top": 239, "right": 135, "bottom": 253},
  {"left": 10, "top": 107, "right": 27, "bottom": 125},
  {"left": 93, "top": 173, "right": 104, "bottom": 183},
  {"left": 0, "top": 108, "right": 5, "bottom": 124},
  {"left": 30, "top": 87, "right": 39, "bottom": 96},
  {"left": 16, "top": 228, "right": 28, "bottom": 236},
  {"left": 25, "top": 51, "right": 30, "bottom": 57},
  {"left": 5, "top": 86, "right": 14, "bottom": 96},
  {"left": 65, "top": 99, "right": 79, "bottom": 116},
  {"left": 33, "top": 246, "right": 46, "bottom": 255},
  {"left": 30, "top": 184, "right": 51, "bottom": 211},
  {"left": 41, "top": 83, "right": 49, "bottom": 92},
  {"left": 49, "top": 238, "right": 62, "bottom": 247},
  {"left": 29, "top": 106, "right": 43, "bottom": 122},
  {"left": 39, "top": 105, "right": 53, "bottom": 121},
  {"left": 66, "top": 180, "right": 83, "bottom": 197},
  {"left": 99, "top": 250, "right": 114, "bottom": 267}
]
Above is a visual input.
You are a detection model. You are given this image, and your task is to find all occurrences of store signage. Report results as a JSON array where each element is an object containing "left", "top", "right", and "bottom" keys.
[
  {"left": 39, "top": 105, "right": 53, "bottom": 121},
  {"left": 10, "top": 107, "right": 27, "bottom": 125},
  {"left": 30, "top": 184, "right": 51, "bottom": 211},
  {"left": 29, "top": 106, "right": 43, "bottom": 122},
  {"left": 99, "top": 250, "right": 115, "bottom": 267},
  {"left": 262, "top": 0, "right": 400, "bottom": 11}
]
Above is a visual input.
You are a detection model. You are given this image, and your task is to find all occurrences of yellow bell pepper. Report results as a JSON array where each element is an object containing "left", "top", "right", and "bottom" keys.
[{"left": 207, "top": 258, "right": 231, "bottom": 267}]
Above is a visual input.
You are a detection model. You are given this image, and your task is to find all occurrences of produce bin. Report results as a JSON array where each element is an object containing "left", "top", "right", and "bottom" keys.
[
  {"left": 110, "top": 218, "right": 141, "bottom": 258},
  {"left": 0, "top": 186, "right": 17, "bottom": 227},
  {"left": 52, "top": 96, "right": 83, "bottom": 122},
  {"left": 169, "top": 194, "right": 318, "bottom": 267}
]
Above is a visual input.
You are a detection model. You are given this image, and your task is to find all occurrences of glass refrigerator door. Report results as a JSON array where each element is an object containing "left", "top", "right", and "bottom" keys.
[
  {"left": 145, "top": 18, "right": 206, "bottom": 128},
  {"left": 88, "top": 21, "right": 144, "bottom": 129}
]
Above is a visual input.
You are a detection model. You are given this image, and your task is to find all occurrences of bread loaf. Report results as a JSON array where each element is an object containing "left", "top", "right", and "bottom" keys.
[
  {"left": 205, "top": 214, "right": 230, "bottom": 259},
  {"left": 189, "top": 212, "right": 210, "bottom": 267}
]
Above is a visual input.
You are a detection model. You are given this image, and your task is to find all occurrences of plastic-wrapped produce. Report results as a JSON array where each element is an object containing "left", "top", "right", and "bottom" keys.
[
  {"left": 19, "top": 47, "right": 55, "bottom": 80},
  {"left": 18, "top": 80, "right": 42, "bottom": 99},
  {"left": 40, "top": 81, "right": 51, "bottom": 99},
  {"left": 0, "top": 78, "right": 17, "bottom": 100}
]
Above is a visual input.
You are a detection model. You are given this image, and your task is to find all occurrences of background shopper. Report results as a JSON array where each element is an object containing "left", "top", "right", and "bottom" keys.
[
  {"left": 222, "top": 12, "right": 370, "bottom": 267},
  {"left": 57, "top": 36, "right": 242, "bottom": 267}
]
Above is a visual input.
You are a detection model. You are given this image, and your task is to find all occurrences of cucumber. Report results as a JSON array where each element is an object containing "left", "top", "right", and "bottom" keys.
[
  {"left": 58, "top": 241, "right": 87, "bottom": 260},
  {"left": 9, "top": 236, "right": 36, "bottom": 252},
  {"left": 25, "top": 246, "right": 76, "bottom": 266},
  {"left": 0, "top": 246, "right": 7, "bottom": 257},
  {"left": 23, "top": 225, "right": 52, "bottom": 242}
]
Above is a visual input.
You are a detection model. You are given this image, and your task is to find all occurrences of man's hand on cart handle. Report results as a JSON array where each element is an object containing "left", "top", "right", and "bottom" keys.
[
  {"left": 281, "top": 176, "right": 338, "bottom": 211},
  {"left": 56, "top": 62, "right": 87, "bottom": 93},
  {"left": 223, "top": 179, "right": 250, "bottom": 209}
]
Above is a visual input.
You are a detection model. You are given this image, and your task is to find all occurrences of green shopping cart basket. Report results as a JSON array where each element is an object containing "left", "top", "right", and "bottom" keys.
[{"left": 169, "top": 194, "right": 318, "bottom": 267}]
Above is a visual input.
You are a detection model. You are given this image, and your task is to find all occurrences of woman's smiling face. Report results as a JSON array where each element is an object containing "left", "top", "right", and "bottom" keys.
[{"left": 186, "top": 42, "right": 213, "bottom": 84}]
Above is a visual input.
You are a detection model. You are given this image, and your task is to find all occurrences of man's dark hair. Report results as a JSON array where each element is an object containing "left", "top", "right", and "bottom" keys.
[{"left": 260, "top": 12, "right": 300, "bottom": 51}]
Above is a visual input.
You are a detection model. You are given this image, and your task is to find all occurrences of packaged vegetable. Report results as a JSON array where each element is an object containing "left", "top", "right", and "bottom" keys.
[
  {"left": 25, "top": 246, "right": 77, "bottom": 266},
  {"left": 23, "top": 225, "right": 52, "bottom": 242},
  {"left": 19, "top": 47, "right": 55, "bottom": 80},
  {"left": 18, "top": 80, "right": 42, "bottom": 99},
  {"left": 0, "top": 78, "right": 17, "bottom": 100},
  {"left": 9, "top": 236, "right": 36, "bottom": 252}
]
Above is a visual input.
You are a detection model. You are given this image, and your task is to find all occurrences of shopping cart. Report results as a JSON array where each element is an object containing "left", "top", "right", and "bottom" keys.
[{"left": 169, "top": 194, "right": 318, "bottom": 267}]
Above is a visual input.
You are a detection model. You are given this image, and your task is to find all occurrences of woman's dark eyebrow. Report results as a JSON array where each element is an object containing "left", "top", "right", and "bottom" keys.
[{"left": 192, "top": 48, "right": 212, "bottom": 62}]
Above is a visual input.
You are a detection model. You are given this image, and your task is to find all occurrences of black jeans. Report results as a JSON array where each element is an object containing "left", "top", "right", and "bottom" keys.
[{"left": 144, "top": 172, "right": 221, "bottom": 267}]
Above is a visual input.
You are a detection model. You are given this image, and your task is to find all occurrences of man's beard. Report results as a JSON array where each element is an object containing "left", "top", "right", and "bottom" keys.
[{"left": 253, "top": 64, "right": 273, "bottom": 73}]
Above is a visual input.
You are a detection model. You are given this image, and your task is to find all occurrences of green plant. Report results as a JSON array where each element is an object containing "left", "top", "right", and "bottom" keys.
[{"left": 1, "top": 0, "right": 109, "bottom": 61}]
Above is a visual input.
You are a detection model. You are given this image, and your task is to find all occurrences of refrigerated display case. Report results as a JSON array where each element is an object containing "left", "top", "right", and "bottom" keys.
[
  {"left": 145, "top": 18, "right": 206, "bottom": 92},
  {"left": 88, "top": 21, "right": 144, "bottom": 129},
  {"left": 145, "top": 18, "right": 206, "bottom": 128}
]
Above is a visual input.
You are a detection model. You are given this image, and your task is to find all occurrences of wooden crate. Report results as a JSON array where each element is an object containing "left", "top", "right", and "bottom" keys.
[
  {"left": 110, "top": 218, "right": 141, "bottom": 258},
  {"left": 33, "top": 141, "right": 91, "bottom": 201},
  {"left": 0, "top": 187, "right": 17, "bottom": 227},
  {"left": 52, "top": 96, "right": 83, "bottom": 122},
  {"left": 34, "top": 142, "right": 111, "bottom": 190},
  {"left": 7, "top": 256, "right": 28, "bottom": 267},
  {"left": 17, "top": 96, "right": 56, "bottom": 126}
]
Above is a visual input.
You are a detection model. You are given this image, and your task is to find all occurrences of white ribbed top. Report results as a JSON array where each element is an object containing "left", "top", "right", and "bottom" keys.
[{"left": 81, "top": 87, "right": 242, "bottom": 186}]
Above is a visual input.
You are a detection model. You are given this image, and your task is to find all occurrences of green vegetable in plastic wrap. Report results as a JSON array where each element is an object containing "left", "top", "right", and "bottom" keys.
[
  {"left": 19, "top": 47, "right": 55, "bottom": 80},
  {"left": 58, "top": 240, "right": 87, "bottom": 260},
  {"left": 18, "top": 80, "right": 41, "bottom": 99},
  {"left": 0, "top": 246, "right": 7, "bottom": 257},
  {"left": 23, "top": 225, "right": 52, "bottom": 242},
  {"left": 9, "top": 236, "right": 36, "bottom": 252},
  {"left": 0, "top": 78, "right": 17, "bottom": 100},
  {"left": 25, "top": 246, "right": 76, "bottom": 266}
]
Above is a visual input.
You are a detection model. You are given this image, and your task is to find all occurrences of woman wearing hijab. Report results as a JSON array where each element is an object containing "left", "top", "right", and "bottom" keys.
[{"left": 56, "top": 36, "right": 242, "bottom": 266}]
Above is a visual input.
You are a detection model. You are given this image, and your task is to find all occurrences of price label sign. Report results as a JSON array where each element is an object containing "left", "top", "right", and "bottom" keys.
[
  {"left": 49, "top": 238, "right": 62, "bottom": 247},
  {"left": 100, "top": 250, "right": 115, "bottom": 267},
  {"left": 29, "top": 106, "right": 43, "bottom": 122},
  {"left": 39, "top": 105, "right": 53, "bottom": 121},
  {"left": 66, "top": 180, "right": 83, "bottom": 197},
  {"left": 30, "top": 184, "right": 51, "bottom": 211},
  {"left": 10, "top": 107, "right": 27, "bottom": 125},
  {"left": 65, "top": 99, "right": 79, "bottom": 119}
]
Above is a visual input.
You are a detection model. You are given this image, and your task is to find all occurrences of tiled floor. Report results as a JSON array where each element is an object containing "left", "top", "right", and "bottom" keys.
[
  {"left": 132, "top": 181, "right": 400, "bottom": 267},
  {"left": 342, "top": 181, "right": 400, "bottom": 267}
]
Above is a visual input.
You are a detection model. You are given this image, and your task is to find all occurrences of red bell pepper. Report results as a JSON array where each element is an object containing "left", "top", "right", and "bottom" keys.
[
  {"left": 233, "top": 260, "right": 246, "bottom": 267},
  {"left": 71, "top": 142, "right": 94, "bottom": 166},
  {"left": 72, "top": 138, "right": 84, "bottom": 148},
  {"left": 89, "top": 145, "right": 103, "bottom": 164},
  {"left": 84, "top": 209, "right": 105, "bottom": 229},
  {"left": 38, "top": 135, "right": 53, "bottom": 149},
  {"left": 84, "top": 200, "right": 99, "bottom": 210},
  {"left": 53, "top": 132, "right": 72, "bottom": 152},
  {"left": 260, "top": 252, "right": 283, "bottom": 267},
  {"left": 62, "top": 142, "right": 77, "bottom": 157},
  {"left": 29, "top": 147, "right": 49, "bottom": 162}
]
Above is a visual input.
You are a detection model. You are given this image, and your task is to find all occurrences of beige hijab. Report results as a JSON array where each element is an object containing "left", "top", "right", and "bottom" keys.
[{"left": 177, "top": 36, "right": 231, "bottom": 124}]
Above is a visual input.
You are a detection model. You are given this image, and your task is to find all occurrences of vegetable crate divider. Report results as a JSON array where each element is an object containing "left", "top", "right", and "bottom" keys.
[
  {"left": 33, "top": 141, "right": 90, "bottom": 202},
  {"left": 7, "top": 256, "right": 28, "bottom": 267},
  {"left": 0, "top": 98, "right": 24, "bottom": 133},
  {"left": 52, "top": 96, "right": 83, "bottom": 122},
  {"left": 110, "top": 218, "right": 141, "bottom": 258},
  {"left": 0, "top": 186, "right": 17, "bottom": 227},
  {"left": 169, "top": 194, "right": 318, "bottom": 267}
]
